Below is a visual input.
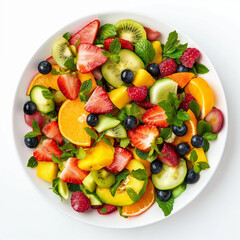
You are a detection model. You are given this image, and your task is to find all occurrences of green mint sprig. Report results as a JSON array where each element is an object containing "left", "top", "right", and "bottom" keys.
[
  {"left": 63, "top": 32, "right": 70, "bottom": 41},
  {"left": 190, "top": 62, "right": 209, "bottom": 75},
  {"left": 135, "top": 39, "right": 155, "bottom": 65},
  {"left": 78, "top": 79, "right": 92, "bottom": 102},
  {"left": 131, "top": 169, "right": 148, "bottom": 181},
  {"left": 156, "top": 195, "right": 174, "bottom": 216},
  {"left": 51, "top": 177, "right": 62, "bottom": 199},
  {"left": 42, "top": 90, "right": 53, "bottom": 99},
  {"left": 24, "top": 120, "right": 42, "bottom": 138},
  {"left": 27, "top": 156, "right": 38, "bottom": 168},
  {"left": 102, "top": 38, "right": 121, "bottom": 63},
  {"left": 51, "top": 68, "right": 70, "bottom": 76},
  {"left": 64, "top": 57, "right": 77, "bottom": 70},
  {"left": 94, "top": 24, "right": 117, "bottom": 45},
  {"left": 188, "top": 150, "right": 210, "bottom": 173},
  {"left": 100, "top": 207, "right": 107, "bottom": 214},
  {"left": 160, "top": 127, "right": 172, "bottom": 141}
]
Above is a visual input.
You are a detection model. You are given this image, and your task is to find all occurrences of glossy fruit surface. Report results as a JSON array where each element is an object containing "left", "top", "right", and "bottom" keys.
[
  {"left": 147, "top": 63, "right": 160, "bottom": 76},
  {"left": 24, "top": 111, "right": 45, "bottom": 129},
  {"left": 24, "top": 137, "right": 38, "bottom": 148},
  {"left": 150, "top": 160, "right": 163, "bottom": 174},
  {"left": 172, "top": 123, "right": 188, "bottom": 137},
  {"left": 23, "top": 101, "right": 37, "bottom": 115},
  {"left": 204, "top": 108, "right": 224, "bottom": 133},
  {"left": 185, "top": 169, "right": 200, "bottom": 184},
  {"left": 86, "top": 113, "right": 99, "bottom": 127},
  {"left": 121, "top": 69, "right": 134, "bottom": 83},
  {"left": 36, "top": 161, "right": 58, "bottom": 183},
  {"left": 168, "top": 72, "right": 194, "bottom": 88},
  {"left": 124, "top": 116, "right": 137, "bottom": 130},
  {"left": 132, "top": 69, "right": 156, "bottom": 87},
  {"left": 71, "top": 192, "right": 91, "bottom": 212},
  {"left": 176, "top": 64, "right": 189, "bottom": 73},
  {"left": 176, "top": 143, "right": 190, "bottom": 155},
  {"left": 38, "top": 61, "right": 52, "bottom": 74},
  {"left": 158, "top": 142, "right": 179, "bottom": 167},
  {"left": 156, "top": 190, "right": 172, "bottom": 202},
  {"left": 42, "top": 121, "right": 64, "bottom": 145},
  {"left": 191, "top": 135, "right": 204, "bottom": 148}
]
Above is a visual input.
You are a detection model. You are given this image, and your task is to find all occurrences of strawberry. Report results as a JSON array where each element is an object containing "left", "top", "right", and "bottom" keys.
[
  {"left": 69, "top": 20, "right": 100, "bottom": 46},
  {"left": 77, "top": 44, "right": 108, "bottom": 73},
  {"left": 128, "top": 125, "right": 159, "bottom": 152},
  {"left": 33, "top": 139, "right": 62, "bottom": 162},
  {"left": 103, "top": 37, "right": 134, "bottom": 51},
  {"left": 57, "top": 73, "right": 81, "bottom": 100},
  {"left": 106, "top": 147, "right": 133, "bottom": 174},
  {"left": 135, "top": 99, "right": 155, "bottom": 109},
  {"left": 158, "top": 143, "right": 179, "bottom": 167},
  {"left": 42, "top": 121, "right": 64, "bottom": 145},
  {"left": 97, "top": 204, "right": 117, "bottom": 215},
  {"left": 144, "top": 27, "right": 161, "bottom": 41},
  {"left": 84, "top": 86, "right": 113, "bottom": 114},
  {"left": 46, "top": 56, "right": 57, "bottom": 65},
  {"left": 60, "top": 158, "right": 89, "bottom": 184},
  {"left": 127, "top": 86, "right": 148, "bottom": 102},
  {"left": 142, "top": 105, "right": 169, "bottom": 128}
]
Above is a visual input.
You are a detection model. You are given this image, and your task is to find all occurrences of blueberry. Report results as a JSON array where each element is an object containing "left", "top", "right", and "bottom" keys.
[
  {"left": 147, "top": 63, "right": 160, "bottom": 76},
  {"left": 86, "top": 114, "right": 99, "bottom": 127},
  {"left": 177, "top": 64, "right": 189, "bottom": 73},
  {"left": 156, "top": 190, "right": 172, "bottom": 202},
  {"left": 121, "top": 69, "right": 134, "bottom": 83},
  {"left": 23, "top": 101, "right": 37, "bottom": 115},
  {"left": 191, "top": 135, "right": 204, "bottom": 148},
  {"left": 38, "top": 61, "right": 52, "bottom": 74},
  {"left": 124, "top": 116, "right": 137, "bottom": 130},
  {"left": 185, "top": 169, "right": 200, "bottom": 184},
  {"left": 176, "top": 143, "right": 190, "bottom": 155},
  {"left": 24, "top": 137, "right": 38, "bottom": 148},
  {"left": 172, "top": 123, "right": 188, "bottom": 137},
  {"left": 150, "top": 160, "right": 163, "bottom": 174}
]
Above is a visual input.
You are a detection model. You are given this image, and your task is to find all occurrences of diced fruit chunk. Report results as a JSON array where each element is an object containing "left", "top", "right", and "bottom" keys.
[
  {"left": 91, "top": 169, "right": 116, "bottom": 188},
  {"left": 82, "top": 172, "right": 96, "bottom": 192},
  {"left": 77, "top": 72, "right": 97, "bottom": 93},
  {"left": 132, "top": 69, "right": 156, "bottom": 87},
  {"left": 104, "top": 37, "right": 134, "bottom": 51},
  {"left": 167, "top": 72, "right": 195, "bottom": 88},
  {"left": 98, "top": 204, "right": 117, "bottom": 215},
  {"left": 204, "top": 108, "right": 224, "bottom": 133},
  {"left": 24, "top": 111, "right": 45, "bottom": 129},
  {"left": 42, "top": 121, "right": 64, "bottom": 145},
  {"left": 127, "top": 86, "right": 148, "bottom": 102},
  {"left": 158, "top": 142, "right": 179, "bottom": 167},
  {"left": 108, "top": 86, "right": 131, "bottom": 109},
  {"left": 71, "top": 192, "right": 91, "bottom": 212},
  {"left": 37, "top": 161, "right": 58, "bottom": 183},
  {"left": 94, "top": 115, "right": 120, "bottom": 132},
  {"left": 186, "top": 147, "right": 208, "bottom": 163},
  {"left": 151, "top": 41, "right": 162, "bottom": 64}
]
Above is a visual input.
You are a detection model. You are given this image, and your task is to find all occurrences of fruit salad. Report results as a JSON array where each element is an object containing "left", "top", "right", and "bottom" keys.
[{"left": 23, "top": 18, "right": 224, "bottom": 217}]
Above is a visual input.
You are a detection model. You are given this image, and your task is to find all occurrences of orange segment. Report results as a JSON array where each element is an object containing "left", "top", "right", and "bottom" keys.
[
  {"left": 26, "top": 65, "right": 60, "bottom": 95},
  {"left": 168, "top": 72, "right": 195, "bottom": 88},
  {"left": 58, "top": 98, "right": 91, "bottom": 146},
  {"left": 172, "top": 109, "right": 197, "bottom": 147},
  {"left": 122, "top": 179, "right": 155, "bottom": 217},
  {"left": 185, "top": 77, "right": 214, "bottom": 119},
  {"left": 77, "top": 72, "right": 97, "bottom": 93}
]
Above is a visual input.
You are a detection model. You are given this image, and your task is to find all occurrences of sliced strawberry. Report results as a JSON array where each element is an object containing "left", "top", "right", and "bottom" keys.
[
  {"left": 158, "top": 143, "right": 179, "bottom": 167},
  {"left": 84, "top": 86, "right": 113, "bottom": 113},
  {"left": 77, "top": 44, "right": 108, "bottom": 73},
  {"left": 42, "top": 121, "right": 64, "bottom": 145},
  {"left": 92, "top": 67, "right": 103, "bottom": 81},
  {"left": 57, "top": 73, "right": 81, "bottom": 100},
  {"left": 103, "top": 37, "right": 134, "bottom": 51},
  {"left": 33, "top": 139, "right": 62, "bottom": 162},
  {"left": 128, "top": 125, "right": 159, "bottom": 152},
  {"left": 144, "top": 27, "right": 161, "bottom": 41},
  {"left": 135, "top": 99, "right": 155, "bottom": 109},
  {"left": 60, "top": 158, "right": 89, "bottom": 184},
  {"left": 142, "top": 105, "right": 169, "bottom": 128},
  {"left": 97, "top": 204, "right": 117, "bottom": 215},
  {"left": 46, "top": 56, "right": 57, "bottom": 65},
  {"left": 69, "top": 20, "right": 100, "bottom": 46},
  {"left": 106, "top": 147, "right": 133, "bottom": 174}
]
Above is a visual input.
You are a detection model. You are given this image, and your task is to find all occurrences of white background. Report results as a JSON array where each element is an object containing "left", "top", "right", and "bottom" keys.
[{"left": 1, "top": 0, "right": 240, "bottom": 239}]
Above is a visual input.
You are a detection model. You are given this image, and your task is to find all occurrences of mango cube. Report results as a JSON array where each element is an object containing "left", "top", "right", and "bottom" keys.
[
  {"left": 151, "top": 41, "right": 162, "bottom": 64},
  {"left": 108, "top": 86, "right": 131, "bottom": 109},
  {"left": 37, "top": 161, "right": 58, "bottom": 183},
  {"left": 132, "top": 69, "right": 156, "bottom": 87}
]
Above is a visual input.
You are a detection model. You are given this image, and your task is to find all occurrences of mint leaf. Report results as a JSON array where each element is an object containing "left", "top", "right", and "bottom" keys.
[
  {"left": 80, "top": 79, "right": 92, "bottom": 94},
  {"left": 102, "top": 138, "right": 113, "bottom": 149},
  {"left": 78, "top": 94, "right": 87, "bottom": 103},
  {"left": 202, "top": 139, "right": 210, "bottom": 152},
  {"left": 131, "top": 169, "right": 148, "bottom": 181},
  {"left": 189, "top": 150, "right": 198, "bottom": 163},
  {"left": 159, "top": 100, "right": 173, "bottom": 112},
  {"left": 110, "top": 170, "right": 129, "bottom": 197},
  {"left": 109, "top": 38, "right": 121, "bottom": 55},
  {"left": 177, "top": 43, "right": 188, "bottom": 52},
  {"left": 110, "top": 54, "right": 120, "bottom": 63},
  {"left": 64, "top": 57, "right": 77, "bottom": 70},
  {"left": 51, "top": 68, "right": 70, "bottom": 75},
  {"left": 177, "top": 109, "right": 190, "bottom": 121},
  {"left": 24, "top": 131, "right": 40, "bottom": 138},
  {"left": 198, "top": 161, "right": 210, "bottom": 170},
  {"left": 61, "top": 152, "right": 74, "bottom": 160},
  {"left": 52, "top": 177, "right": 62, "bottom": 199},
  {"left": 203, "top": 132, "right": 217, "bottom": 141},
  {"left": 67, "top": 183, "right": 82, "bottom": 192},
  {"left": 84, "top": 127, "right": 98, "bottom": 140},
  {"left": 100, "top": 207, "right": 107, "bottom": 214},
  {"left": 126, "top": 188, "right": 138, "bottom": 202},
  {"left": 193, "top": 164, "right": 201, "bottom": 173},
  {"left": 52, "top": 154, "right": 63, "bottom": 164},
  {"left": 173, "top": 117, "right": 183, "bottom": 127},
  {"left": 135, "top": 39, "right": 155, "bottom": 65},
  {"left": 117, "top": 108, "right": 127, "bottom": 121},
  {"left": 42, "top": 90, "right": 53, "bottom": 99},
  {"left": 135, "top": 148, "right": 149, "bottom": 160},
  {"left": 197, "top": 120, "right": 211, "bottom": 136},
  {"left": 190, "top": 66, "right": 197, "bottom": 75},
  {"left": 27, "top": 156, "right": 38, "bottom": 168},
  {"left": 189, "top": 100, "right": 200, "bottom": 117},
  {"left": 32, "top": 120, "right": 41, "bottom": 134},
  {"left": 76, "top": 147, "right": 86, "bottom": 160},
  {"left": 102, "top": 51, "right": 112, "bottom": 58},
  {"left": 164, "top": 31, "right": 178, "bottom": 52},
  {"left": 160, "top": 127, "right": 172, "bottom": 141},
  {"left": 151, "top": 142, "right": 165, "bottom": 156},
  {"left": 194, "top": 62, "right": 209, "bottom": 74},
  {"left": 120, "top": 137, "right": 130, "bottom": 148},
  {"left": 156, "top": 137, "right": 163, "bottom": 145},
  {"left": 63, "top": 32, "right": 70, "bottom": 41},
  {"left": 155, "top": 195, "right": 174, "bottom": 216},
  {"left": 130, "top": 102, "right": 139, "bottom": 116},
  {"left": 95, "top": 24, "right": 117, "bottom": 44},
  {"left": 60, "top": 143, "right": 76, "bottom": 152}
]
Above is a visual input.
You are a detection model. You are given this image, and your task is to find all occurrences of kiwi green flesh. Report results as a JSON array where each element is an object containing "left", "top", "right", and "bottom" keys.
[
  {"left": 91, "top": 169, "right": 116, "bottom": 188},
  {"left": 104, "top": 124, "right": 127, "bottom": 139}
]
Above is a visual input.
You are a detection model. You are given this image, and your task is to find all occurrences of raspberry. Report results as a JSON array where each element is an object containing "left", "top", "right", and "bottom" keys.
[
  {"left": 135, "top": 99, "right": 155, "bottom": 109},
  {"left": 71, "top": 192, "right": 90, "bottom": 213},
  {"left": 127, "top": 86, "right": 148, "bottom": 101},
  {"left": 178, "top": 93, "right": 196, "bottom": 111},
  {"left": 179, "top": 48, "right": 200, "bottom": 68},
  {"left": 159, "top": 58, "right": 177, "bottom": 76}
]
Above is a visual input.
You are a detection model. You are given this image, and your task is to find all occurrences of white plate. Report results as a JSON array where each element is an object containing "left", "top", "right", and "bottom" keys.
[{"left": 12, "top": 11, "right": 228, "bottom": 228}]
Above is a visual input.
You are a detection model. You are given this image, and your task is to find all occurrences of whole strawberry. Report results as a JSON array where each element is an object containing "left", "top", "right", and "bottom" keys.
[
  {"left": 71, "top": 192, "right": 90, "bottom": 213},
  {"left": 180, "top": 48, "right": 200, "bottom": 68},
  {"left": 159, "top": 58, "right": 177, "bottom": 76}
]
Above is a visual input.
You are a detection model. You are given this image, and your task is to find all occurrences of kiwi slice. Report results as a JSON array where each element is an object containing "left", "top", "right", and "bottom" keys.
[
  {"left": 91, "top": 169, "right": 116, "bottom": 188},
  {"left": 115, "top": 19, "right": 146, "bottom": 45},
  {"left": 104, "top": 124, "right": 127, "bottom": 139},
  {"left": 94, "top": 115, "right": 120, "bottom": 132},
  {"left": 52, "top": 37, "right": 74, "bottom": 69}
]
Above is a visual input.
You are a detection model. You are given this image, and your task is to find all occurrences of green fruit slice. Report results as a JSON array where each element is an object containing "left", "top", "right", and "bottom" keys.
[
  {"left": 82, "top": 172, "right": 96, "bottom": 192},
  {"left": 94, "top": 115, "right": 120, "bottom": 132},
  {"left": 172, "top": 182, "right": 187, "bottom": 199},
  {"left": 58, "top": 179, "right": 69, "bottom": 200},
  {"left": 101, "top": 49, "right": 144, "bottom": 88},
  {"left": 91, "top": 169, "right": 116, "bottom": 188},
  {"left": 149, "top": 78, "right": 178, "bottom": 104},
  {"left": 80, "top": 185, "right": 102, "bottom": 206},
  {"left": 104, "top": 124, "right": 127, "bottom": 139}
]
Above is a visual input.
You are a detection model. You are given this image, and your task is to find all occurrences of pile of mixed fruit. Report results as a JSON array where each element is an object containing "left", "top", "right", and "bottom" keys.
[{"left": 23, "top": 18, "right": 224, "bottom": 217}]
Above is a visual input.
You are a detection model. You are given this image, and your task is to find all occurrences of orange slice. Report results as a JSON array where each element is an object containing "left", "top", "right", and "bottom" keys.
[
  {"left": 168, "top": 72, "right": 195, "bottom": 88},
  {"left": 58, "top": 98, "right": 91, "bottom": 146},
  {"left": 172, "top": 109, "right": 197, "bottom": 147},
  {"left": 26, "top": 65, "right": 60, "bottom": 95},
  {"left": 185, "top": 77, "right": 214, "bottom": 119},
  {"left": 122, "top": 179, "right": 155, "bottom": 217}
]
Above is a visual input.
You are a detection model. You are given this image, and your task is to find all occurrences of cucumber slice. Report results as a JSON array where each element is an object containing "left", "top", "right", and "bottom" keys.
[
  {"left": 149, "top": 78, "right": 178, "bottom": 105},
  {"left": 101, "top": 49, "right": 144, "bottom": 88},
  {"left": 152, "top": 158, "right": 187, "bottom": 190},
  {"left": 58, "top": 180, "right": 69, "bottom": 200},
  {"left": 82, "top": 172, "right": 96, "bottom": 193},
  {"left": 30, "top": 85, "right": 55, "bottom": 113},
  {"left": 104, "top": 124, "right": 127, "bottom": 139},
  {"left": 80, "top": 185, "right": 102, "bottom": 206},
  {"left": 94, "top": 115, "right": 120, "bottom": 132},
  {"left": 172, "top": 182, "right": 187, "bottom": 199}
]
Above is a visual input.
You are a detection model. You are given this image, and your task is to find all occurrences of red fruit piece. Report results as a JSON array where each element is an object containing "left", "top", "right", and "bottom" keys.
[
  {"left": 69, "top": 20, "right": 100, "bottom": 46},
  {"left": 106, "top": 147, "right": 133, "bottom": 174},
  {"left": 84, "top": 86, "right": 113, "bottom": 114},
  {"left": 59, "top": 158, "right": 89, "bottom": 184},
  {"left": 103, "top": 37, "right": 134, "bottom": 51},
  {"left": 127, "top": 86, "right": 148, "bottom": 102},
  {"left": 159, "top": 58, "right": 177, "bottom": 77},
  {"left": 128, "top": 125, "right": 159, "bottom": 152},
  {"left": 178, "top": 93, "right": 196, "bottom": 111},
  {"left": 142, "top": 105, "right": 169, "bottom": 128},
  {"left": 57, "top": 73, "right": 81, "bottom": 100},
  {"left": 42, "top": 121, "right": 64, "bottom": 145},
  {"left": 97, "top": 204, "right": 117, "bottom": 215},
  {"left": 204, "top": 108, "right": 224, "bottom": 133},
  {"left": 33, "top": 139, "right": 62, "bottom": 162},
  {"left": 158, "top": 142, "right": 179, "bottom": 167},
  {"left": 92, "top": 67, "right": 103, "bottom": 81},
  {"left": 180, "top": 48, "right": 200, "bottom": 68},
  {"left": 46, "top": 56, "right": 57, "bottom": 65},
  {"left": 144, "top": 27, "right": 161, "bottom": 41},
  {"left": 71, "top": 192, "right": 91, "bottom": 213},
  {"left": 135, "top": 99, "right": 155, "bottom": 109},
  {"left": 24, "top": 111, "right": 45, "bottom": 129},
  {"left": 77, "top": 44, "right": 108, "bottom": 73}
]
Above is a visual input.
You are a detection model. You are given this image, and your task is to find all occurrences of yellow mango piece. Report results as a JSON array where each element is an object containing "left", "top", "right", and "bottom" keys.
[
  {"left": 77, "top": 72, "right": 97, "bottom": 93},
  {"left": 37, "top": 162, "right": 58, "bottom": 183},
  {"left": 186, "top": 148, "right": 208, "bottom": 163},
  {"left": 151, "top": 41, "right": 162, "bottom": 64},
  {"left": 133, "top": 69, "right": 156, "bottom": 87},
  {"left": 108, "top": 86, "right": 131, "bottom": 109},
  {"left": 78, "top": 140, "right": 114, "bottom": 171}
]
